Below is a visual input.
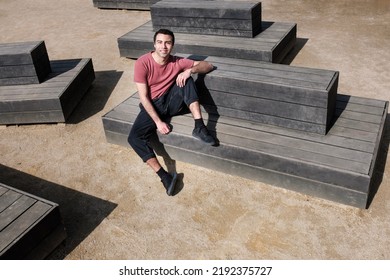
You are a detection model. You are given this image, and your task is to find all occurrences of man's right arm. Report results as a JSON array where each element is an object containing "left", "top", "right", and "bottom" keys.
[{"left": 136, "top": 82, "right": 172, "bottom": 135}]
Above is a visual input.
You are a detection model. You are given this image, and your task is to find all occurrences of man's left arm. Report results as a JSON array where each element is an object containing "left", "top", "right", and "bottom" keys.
[{"left": 176, "top": 61, "right": 214, "bottom": 87}]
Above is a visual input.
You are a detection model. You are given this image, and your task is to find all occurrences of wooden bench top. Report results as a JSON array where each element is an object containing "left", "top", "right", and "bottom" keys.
[{"left": 0, "top": 183, "right": 66, "bottom": 259}]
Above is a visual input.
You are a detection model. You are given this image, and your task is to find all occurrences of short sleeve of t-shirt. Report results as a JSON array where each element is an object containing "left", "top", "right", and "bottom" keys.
[{"left": 134, "top": 53, "right": 194, "bottom": 99}]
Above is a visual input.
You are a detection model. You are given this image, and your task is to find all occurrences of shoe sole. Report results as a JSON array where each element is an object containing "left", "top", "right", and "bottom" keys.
[
  {"left": 166, "top": 172, "right": 177, "bottom": 196},
  {"left": 192, "top": 134, "right": 216, "bottom": 146}
]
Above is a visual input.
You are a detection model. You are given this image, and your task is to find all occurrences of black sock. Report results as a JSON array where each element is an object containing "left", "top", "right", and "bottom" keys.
[
  {"left": 194, "top": 118, "right": 205, "bottom": 129},
  {"left": 156, "top": 167, "right": 169, "bottom": 180}
]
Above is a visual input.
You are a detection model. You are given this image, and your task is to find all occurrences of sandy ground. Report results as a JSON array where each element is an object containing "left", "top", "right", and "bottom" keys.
[{"left": 0, "top": 0, "right": 389, "bottom": 259}]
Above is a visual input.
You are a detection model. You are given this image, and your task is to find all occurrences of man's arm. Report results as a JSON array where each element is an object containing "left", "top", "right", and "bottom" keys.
[
  {"left": 136, "top": 82, "right": 171, "bottom": 135},
  {"left": 176, "top": 60, "right": 214, "bottom": 87}
]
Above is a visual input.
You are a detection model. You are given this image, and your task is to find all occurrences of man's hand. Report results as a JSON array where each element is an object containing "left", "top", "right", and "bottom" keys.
[
  {"left": 176, "top": 69, "right": 192, "bottom": 87},
  {"left": 156, "top": 120, "right": 171, "bottom": 135}
]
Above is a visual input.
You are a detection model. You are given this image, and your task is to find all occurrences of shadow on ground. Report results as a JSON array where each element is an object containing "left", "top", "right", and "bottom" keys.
[{"left": 0, "top": 164, "right": 117, "bottom": 259}]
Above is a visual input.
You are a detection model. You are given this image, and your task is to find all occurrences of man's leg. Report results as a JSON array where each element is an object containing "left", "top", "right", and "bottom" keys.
[
  {"left": 166, "top": 77, "right": 216, "bottom": 145},
  {"left": 128, "top": 107, "right": 177, "bottom": 196}
]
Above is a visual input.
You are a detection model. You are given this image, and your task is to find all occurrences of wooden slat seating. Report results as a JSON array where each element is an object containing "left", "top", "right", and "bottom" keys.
[
  {"left": 0, "top": 58, "right": 95, "bottom": 125},
  {"left": 92, "top": 0, "right": 160, "bottom": 10},
  {"left": 0, "top": 41, "right": 51, "bottom": 86},
  {"left": 110, "top": 1, "right": 388, "bottom": 208},
  {"left": 118, "top": 20, "right": 296, "bottom": 63},
  {"left": 102, "top": 90, "right": 388, "bottom": 208},
  {"left": 151, "top": 0, "right": 262, "bottom": 38},
  {"left": 0, "top": 183, "right": 66, "bottom": 259},
  {"left": 188, "top": 55, "right": 339, "bottom": 134}
]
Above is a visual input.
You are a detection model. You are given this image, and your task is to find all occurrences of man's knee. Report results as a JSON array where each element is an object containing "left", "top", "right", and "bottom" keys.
[{"left": 128, "top": 128, "right": 138, "bottom": 148}]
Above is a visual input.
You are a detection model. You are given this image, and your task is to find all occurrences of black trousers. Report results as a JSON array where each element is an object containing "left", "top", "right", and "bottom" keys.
[{"left": 128, "top": 77, "right": 199, "bottom": 162}]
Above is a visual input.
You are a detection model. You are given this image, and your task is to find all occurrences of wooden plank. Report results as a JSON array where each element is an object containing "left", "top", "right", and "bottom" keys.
[
  {"left": 0, "top": 190, "right": 22, "bottom": 212},
  {"left": 118, "top": 20, "right": 296, "bottom": 62},
  {"left": 93, "top": 0, "right": 159, "bottom": 10},
  {"left": 0, "top": 195, "right": 36, "bottom": 231}
]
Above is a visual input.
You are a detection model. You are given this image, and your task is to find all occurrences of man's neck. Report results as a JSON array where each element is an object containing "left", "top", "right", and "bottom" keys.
[{"left": 152, "top": 51, "right": 170, "bottom": 65}]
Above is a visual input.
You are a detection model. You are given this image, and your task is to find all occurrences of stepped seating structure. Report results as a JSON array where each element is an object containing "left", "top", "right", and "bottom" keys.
[
  {"left": 92, "top": 0, "right": 159, "bottom": 10},
  {"left": 103, "top": 0, "right": 388, "bottom": 208},
  {"left": 0, "top": 41, "right": 95, "bottom": 125},
  {"left": 0, "top": 183, "right": 66, "bottom": 259}
]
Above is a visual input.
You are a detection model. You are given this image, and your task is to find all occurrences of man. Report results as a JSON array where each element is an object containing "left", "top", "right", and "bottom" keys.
[{"left": 128, "top": 29, "right": 215, "bottom": 196}]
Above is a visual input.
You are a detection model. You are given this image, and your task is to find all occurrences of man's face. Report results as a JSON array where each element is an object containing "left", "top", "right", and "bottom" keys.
[{"left": 154, "top": 33, "right": 174, "bottom": 59}]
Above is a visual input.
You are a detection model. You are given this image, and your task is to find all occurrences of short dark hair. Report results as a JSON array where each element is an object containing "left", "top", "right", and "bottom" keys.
[{"left": 153, "top": 29, "right": 175, "bottom": 45}]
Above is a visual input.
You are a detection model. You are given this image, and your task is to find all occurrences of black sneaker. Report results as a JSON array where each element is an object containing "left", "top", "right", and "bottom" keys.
[
  {"left": 161, "top": 172, "right": 178, "bottom": 196},
  {"left": 192, "top": 126, "right": 216, "bottom": 145}
]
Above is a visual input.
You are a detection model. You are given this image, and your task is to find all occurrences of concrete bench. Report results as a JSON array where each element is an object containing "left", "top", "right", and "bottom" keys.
[
  {"left": 0, "top": 183, "right": 66, "bottom": 259},
  {"left": 93, "top": 0, "right": 160, "bottom": 10},
  {"left": 151, "top": 0, "right": 262, "bottom": 38},
  {"left": 102, "top": 91, "right": 388, "bottom": 208},
  {"left": 0, "top": 58, "right": 95, "bottom": 125},
  {"left": 118, "top": 20, "right": 296, "bottom": 63},
  {"left": 0, "top": 41, "right": 51, "bottom": 86},
  {"left": 189, "top": 55, "right": 338, "bottom": 134}
]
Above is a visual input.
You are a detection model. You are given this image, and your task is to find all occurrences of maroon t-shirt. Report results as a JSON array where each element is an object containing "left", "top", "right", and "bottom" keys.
[{"left": 134, "top": 52, "right": 194, "bottom": 100}]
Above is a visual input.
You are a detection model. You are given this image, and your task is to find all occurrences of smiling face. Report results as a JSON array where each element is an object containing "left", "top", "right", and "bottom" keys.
[{"left": 153, "top": 33, "right": 174, "bottom": 60}]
